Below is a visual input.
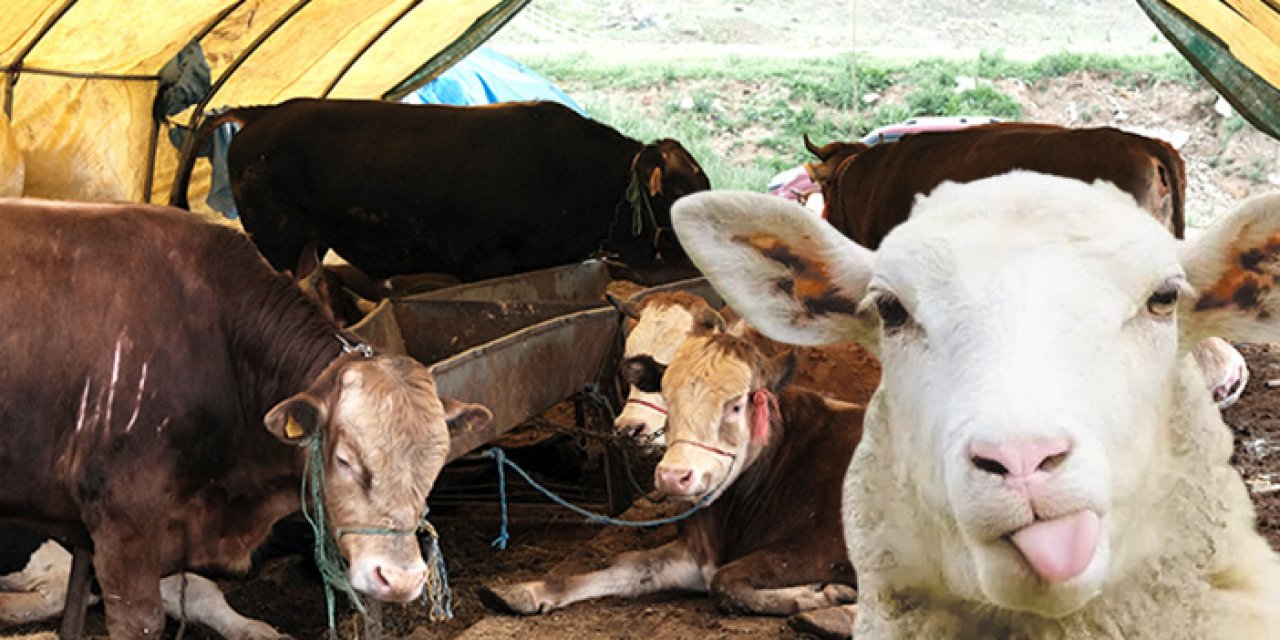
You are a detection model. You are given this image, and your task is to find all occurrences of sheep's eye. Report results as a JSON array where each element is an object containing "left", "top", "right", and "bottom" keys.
[
  {"left": 1146, "top": 285, "right": 1179, "bottom": 317},
  {"left": 877, "top": 294, "right": 910, "bottom": 329}
]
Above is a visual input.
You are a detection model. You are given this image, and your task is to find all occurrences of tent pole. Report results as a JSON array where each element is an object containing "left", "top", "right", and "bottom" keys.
[
  {"left": 322, "top": 0, "right": 423, "bottom": 99},
  {"left": 171, "top": 0, "right": 315, "bottom": 206},
  {"left": 4, "top": 0, "right": 79, "bottom": 118}
]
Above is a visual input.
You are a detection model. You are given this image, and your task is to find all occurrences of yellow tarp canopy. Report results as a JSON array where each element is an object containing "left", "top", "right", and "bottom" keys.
[
  {"left": 1139, "top": 0, "right": 1280, "bottom": 140},
  {"left": 0, "top": 0, "right": 526, "bottom": 212}
]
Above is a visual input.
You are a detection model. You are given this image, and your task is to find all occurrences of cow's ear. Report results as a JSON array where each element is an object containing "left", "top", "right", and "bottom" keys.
[
  {"left": 631, "top": 145, "right": 663, "bottom": 197},
  {"left": 692, "top": 307, "right": 727, "bottom": 336},
  {"left": 647, "top": 167, "right": 663, "bottom": 197},
  {"left": 672, "top": 190, "right": 878, "bottom": 349},
  {"left": 621, "top": 355, "right": 666, "bottom": 393},
  {"left": 1179, "top": 192, "right": 1280, "bottom": 346},
  {"left": 265, "top": 393, "right": 327, "bottom": 443},
  {"left": 763, "top": 348, "right": 797, "bottom": 392},
  {"left": 441, "top": 397, "right": 492, "bottom": 432},
  {"left": 606, "top": 292, "right": 642, "bottom": 320}
]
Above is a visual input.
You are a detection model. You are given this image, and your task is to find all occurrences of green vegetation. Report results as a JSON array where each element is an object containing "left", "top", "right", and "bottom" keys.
[{"left": 518, "top": 51, "right": 1202, "bottom": 190}]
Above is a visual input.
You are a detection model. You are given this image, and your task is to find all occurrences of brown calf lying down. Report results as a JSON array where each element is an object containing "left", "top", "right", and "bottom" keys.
[{"left": 482, "top": 316, "right": 867, "bottom": 637}]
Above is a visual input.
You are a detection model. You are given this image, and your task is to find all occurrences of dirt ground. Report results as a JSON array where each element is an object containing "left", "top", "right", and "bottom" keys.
[{"left": 6, "top": 339, "right": 1280, "bottom": 640}]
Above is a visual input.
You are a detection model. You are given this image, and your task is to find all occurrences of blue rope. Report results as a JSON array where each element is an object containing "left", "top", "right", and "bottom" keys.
[
  {"left": 483, "top": 445, "right": 719, "bottom": 547},
  {"left": 490, "top": 449, "right": 510, "bottom": 550}
]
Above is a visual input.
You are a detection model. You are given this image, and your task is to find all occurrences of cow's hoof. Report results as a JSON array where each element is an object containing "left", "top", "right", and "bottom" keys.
[
  {"left": 479, "top": 583, "right": 541, "bottom": 615},
  {"left": 789, "top": 604, "right": 857, "bottom": 639},
  {"left": 820, "top": 582, "right": 857, "bottom": 605},
  {"left": 227, "top": 621, "right": 292, "bottom": 640}
]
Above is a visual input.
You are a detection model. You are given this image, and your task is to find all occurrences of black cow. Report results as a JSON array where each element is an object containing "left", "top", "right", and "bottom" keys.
[{"left": 171, "top": 99, "right": 710, "bottom": 282}]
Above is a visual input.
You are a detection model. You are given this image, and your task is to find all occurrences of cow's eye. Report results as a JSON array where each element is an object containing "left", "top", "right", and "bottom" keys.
[
  {"left": 876, "top": 294, "right": 910, "bottom": 329},
  {"left": 725, "top": 397, "right": 747, "bottom": 417},
  {"left": 1146, "top": 283, "right": 1179, "bottom": 316}
]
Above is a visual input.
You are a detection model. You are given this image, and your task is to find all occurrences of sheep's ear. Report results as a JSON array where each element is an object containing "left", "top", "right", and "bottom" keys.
[
  {"left": 1179, "top": 192, "right": 1280, "bottom": 346},
  {"left": 672, "top": 191, "right": 878, "bottom": 348}
]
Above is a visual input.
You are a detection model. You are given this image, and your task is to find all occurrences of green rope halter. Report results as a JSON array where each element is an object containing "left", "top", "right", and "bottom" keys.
[
  {"left": 623, "top": 170, "right": 660, "bottom": 238},
  {"left": 298, "top": 430, "right": 453, "bottom": 638}
]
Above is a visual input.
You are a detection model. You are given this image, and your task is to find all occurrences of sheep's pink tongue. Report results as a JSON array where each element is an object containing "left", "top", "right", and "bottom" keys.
[{"left": 1009, "top": 511, "right": 1099, "bottom": 583}]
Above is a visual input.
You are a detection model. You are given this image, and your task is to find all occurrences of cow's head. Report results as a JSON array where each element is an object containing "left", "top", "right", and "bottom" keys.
[
  {"left": 622, "top": 317, "right": 793, "bottom": 503},
  {"left": 610, "top": 290, "right": 722, "bottom": 448},
  {"left": 802, "top": 133, "right": 868, "bottom": 187},
  {"left": 672, "top": 175, "right": 1280, "bottom": 619},
  {"left": 630, "top": 139, "right": 711, "bottom": 265},
  {"left": 266, "top": 353, "right": 491, "bottom": 603}
]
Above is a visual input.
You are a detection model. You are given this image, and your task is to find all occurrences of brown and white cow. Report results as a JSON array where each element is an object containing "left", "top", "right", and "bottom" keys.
[
  {"left": 610, "top": 290, "right": 880, "bottom": 447},
  {"left": 0, "top": 198, "right": 491, "bottom": 637},
  {"left": 805, "top": 122, "right": 1249, "bottom": 407},
  {"left": 672, "top": 180, "right": 1280, "bottom": 638},
  {"left": 481, "top": 320, "right": 866, "bottom": 631}
]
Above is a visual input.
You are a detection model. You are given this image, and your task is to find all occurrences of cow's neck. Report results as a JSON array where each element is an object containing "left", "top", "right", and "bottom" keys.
[{"left": 218, "top": 264, "right": 346, "bottom": 424}]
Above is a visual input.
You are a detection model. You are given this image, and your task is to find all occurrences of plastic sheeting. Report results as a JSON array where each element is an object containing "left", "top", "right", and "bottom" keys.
[
  {"left": 1139, "top": 0, "right": 1280, "bottom": 140},
  {"left": 405, "top": 46, "right": 584, "bottom": 114},
  {"left": 1, "top": 0, "right": 527, "bottom": 213}
]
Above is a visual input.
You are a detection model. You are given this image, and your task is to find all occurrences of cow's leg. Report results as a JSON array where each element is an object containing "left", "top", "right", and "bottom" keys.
[
  {"left": 1193, "top": 337, "right": 1249, "bottom": 408},
  {"left": 0, "top": 541, "right": 72, "bottom": 624},
  {"left": 480, "top": 539, "right": 704, "bottom": 614},
  {"left": 232, "top": 172, "right": 314, "bottom": 274},
  {"left": 708, "top": 548, "right": 856, "bottom": 615},
  {"left": 92, "top": 528, "right": 166, "bottom": 637},
  {"left": 160, "top": 573, "right": 289, "bottom": 640}
]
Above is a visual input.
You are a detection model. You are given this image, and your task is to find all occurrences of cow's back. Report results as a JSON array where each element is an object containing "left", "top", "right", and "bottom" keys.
[
  {"left": 227, "top": 99, "right": 643, "bottom": 280},
  {"left": 0, "top": 199, "right": 287, "bottom": 521},
  {"left": 828, "top": 124, "right": 1185, "bottom": 247}
]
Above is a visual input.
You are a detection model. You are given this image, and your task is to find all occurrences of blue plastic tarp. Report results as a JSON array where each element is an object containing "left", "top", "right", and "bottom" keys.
[{"left": 403, "top": 47, "right": 585, "bottom": 114}]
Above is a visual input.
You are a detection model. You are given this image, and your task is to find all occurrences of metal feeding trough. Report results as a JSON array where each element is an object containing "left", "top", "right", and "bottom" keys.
[
  {"left": 348, "top": 261, "right": 722, "bottom": 509},
  {"left": 346, "top": 261, "right": 620, "bottom": 462}
]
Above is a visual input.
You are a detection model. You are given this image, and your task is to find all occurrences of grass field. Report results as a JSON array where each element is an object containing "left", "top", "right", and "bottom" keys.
[{"left": 509, "top": 50, "right": 1206, "bottom": 191}]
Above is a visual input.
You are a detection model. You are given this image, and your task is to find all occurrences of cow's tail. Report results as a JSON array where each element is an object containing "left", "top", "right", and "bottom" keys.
[{"left": 168, "top": 107, "right": 259, "bottom": 210}]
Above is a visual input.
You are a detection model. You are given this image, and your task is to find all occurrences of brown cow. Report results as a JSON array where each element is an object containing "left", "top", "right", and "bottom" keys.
[
  {"left": 0, "top": 198, "right": 491, "bottom": 637},
  {"left": 805, "top": 122, "right": 1186, "bottom": 244},
  {"left": 804, "top": 123, "right": 1249, "bottom": 407},
  {"left": 610, "top": 289, "right": 880, "bottom": 448},
  {"left": 482, "top": 317, "right": 868, "bottom": 637}
]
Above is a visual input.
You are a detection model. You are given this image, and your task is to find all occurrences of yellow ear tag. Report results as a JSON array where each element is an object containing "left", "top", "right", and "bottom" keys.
[{"left": 285, "top": 414, "right": 304, "bottom": 439}]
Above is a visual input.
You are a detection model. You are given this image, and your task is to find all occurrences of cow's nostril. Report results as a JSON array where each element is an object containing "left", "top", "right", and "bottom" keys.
[
  {"left": 373, "top": 565, "right": 391, "bottom": 589},
  {"left": 971, "top": 455, "right": 1009, "bottom": 476}
]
